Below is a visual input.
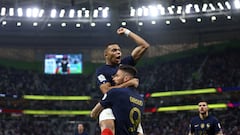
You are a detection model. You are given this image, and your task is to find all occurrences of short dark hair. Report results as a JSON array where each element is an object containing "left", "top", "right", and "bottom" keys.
[{"left": 118, "top": 64, "right": 137, "bottom": 77}]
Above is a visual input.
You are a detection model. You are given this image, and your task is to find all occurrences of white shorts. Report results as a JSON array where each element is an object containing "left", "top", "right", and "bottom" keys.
[{"left": 99, "top": 108, "right": 115, "bottom": 122}]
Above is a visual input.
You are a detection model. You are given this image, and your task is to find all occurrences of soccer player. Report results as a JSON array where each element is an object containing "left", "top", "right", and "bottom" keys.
[
  {"left": 92, "top": 65, "right": 144, "bottom": 135},
  {"left": 96, "top": 27, "right": 149, "bottom": 135},
  {"left": 188, "top": 101, "right": 223, "bottom": 135}
]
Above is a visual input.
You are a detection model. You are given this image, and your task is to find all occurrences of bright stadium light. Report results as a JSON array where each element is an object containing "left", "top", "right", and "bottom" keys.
[
  {"left": 77, "top": 10, "right": 82, "bottom": 18},
  {"left": 167, "top": 6, "right": 174, "bottom": 14},
  {"left": 177, "top": 6, "right": 182, "bottom": 14},
  {"left": 1, "top": 7, "right": 6, "bottom": 16},
  {"left": 217, "top": 2, "right": 224, "bottom": 10},
  {"left": 50, "top": 9, "right": 57, "bottom": 18},
  {"left": 93, "top": 9, "right": 98, "bottom": 18},
  {"left": 149, "top": 5, "right": 158, "bottom": 17},
  {"left": 121, "top": 21, "right": 127, "bottom": 26},
  {"left": 211, "top": 16, "right": 217, "bottom": 21},
  {"left": 151, "top": 20, "right": 156, "bottom": 24},
  {"left": 202, "top": 3, "right": 208, "bottom": 12},
  {"left": 47, "top": 23, "right": 51, "bottom": 27},
  {"left": 33, "top": 22, "right": 38, "bottom": 26},
  {"left": 16, "top": 22, "right": 21, "bottom": 27},
  {"left": 90, "top": 22, "right": 96, "bottom": 27},
  {"left": 102, "top": 7, "right": 109, "bottom": 18},
  {"left": 185, "top": 4, "right": 192, "bottom": 14},
  {"left": 138, "top": 21, "right": 143, "bottom": 26},
  {"left": 69, "top": 9, "right": 75, "bottom": 18},
  {"left": 197, "top": 17, "right": 202, "bottom": 22},
  {"left": 209, "top": 3, "right": 216, "bottom": 11},
  {"left": 106, "top": 22, "right": 111, "bottom": 27},
  {"left": 59, "top": 9, "right": 65, "bottom": 18},
  {"left": 225, "top": 1, "right": 231, "bottom": 9},
  {"left": 158, "top": 5, "right": 165, "bottom": 15},
  {"left": 17, "top": 8, "right": 23, "bottom": 17},
  {"left": 137, "top": 7, "right": 143, "bottom": 16},
  {"left": 227, "top": 15, "right": 231, "bottom": 19},
  {"left": 9, "top": 8, "right": 14, "bottom": 16},
  {"left": 166, "top": 20, "right": 171, "bottom": 25},
  {"left": 143, "top": 6, "right": 149, "bottom": 16},
  {"left": 130, "top": 7, "right": 135, "bottom": 16},
  {"left": 194, "top": 4, "right": 200, "bottom": 13},
  {"left": 76, "top": 23, "right": 81, "bottom": 27},
  {"left": 234, "top": 0, "right": 240, "bottom": 9},
  {"left": 38, "top": 9, "right": 44, "bottom": 17},
  {"left": 2, "top": 21, "right": 7, "bottom": 26},
  {"left": 26, "top": 8, "right": 32, "bottom": 17},
  {"left": 32, "top": 8, "right": 39, "bottom": 18},
  {"left": 84, "top": 10, "right": 90, "bottom": 18},
  {"left": 61, "top": 22, "right": 67, "bottom": 27}
]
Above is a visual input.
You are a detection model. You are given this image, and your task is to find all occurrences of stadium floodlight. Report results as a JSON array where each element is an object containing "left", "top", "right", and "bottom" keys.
[
  {"left": 106, "top": 22, "right": 111, "bottom": 27},
  {"left": 77, "top": 10, "right": 82, "bottom": 18},
  {"left": 227, "top": 15, "right": 231, "bottom": 19},
  {"left": 84, "top": 10, "right": 90, "bottom": 18},
  {"left": 59, "top": 9, "right": 65, "bottom": 18},
  {"left": 130, "top": 7, "right": 135, "bottom": 16},
  {"left": 69, "top": 9, "right": 75, "bottom": 18},
  {"left": 209, "top": 3, "right": 216, "bottom": 11},
  {"left": 17, "top": 8, "right": 23, "bottom": 17},
  {"left": 33, "top": 22, "right": 38, "bottom": 26},
  {"left": 47, "top": 23, "right": 51, "bottom": 27},
  {"left": 202, "top": 3, "right": 208, "bottom": 12},
  {"left": 151, "top": 20, "right": 156, "bottom": 24},
  {"left": 177, "top": 6, "right": 182, "bottom": 14},
  {"left": 32, "top": 8, "right": 40, "bottom": 18},
  {"left": 102, "top": 7, "right": 109, "bottom": 18},
  {"left": 185, "top": 4, "right": 192, "bottom": 14},
  {"left": 194, "top": 4, "right": 200, "bottom": 13},
  {"left": 211, "top": 16, "right": 217, "bottom": 21},
  {"left": 137, "top": 7, "right": 143, "bottom": 16},
  {"left": 38, "top": 9, "right": 44, "bottom": 17},
  {"left": 1, "top": 7, "right": 6, "bottom": 16},
  {"left": 138, "top": 21, "right": 143, "bottom": 26},
  {"left": 121, "top": 21, "right": 127, "bottom": 26},
  {"left": 16, "top": 22, "right": 21, "bottom": 27},
  {"left": 180, "top": 18, "right": 186, "bottom": 23},
  {"left": 225, "top": 1, "right": 231, "bottom": 9},
  {"left": 9, "top": 8, "right": 14, "bottom": 16},
  {"left": 61, "top": 22, "right": 67, "bottom": 27},
  {"left": 143, "top": 6, "right": 149, "bottom": 16},
  {"left": 76, "top": 23, "right": 81, "bottom": 27},
  {"left": 167, "top": 6, "right": 174, "bottom": 15},
  {"left": 2, "top": 21, "right": 7, "bottom": 25},
  {"left": 158, "top": 5, "right": 165, "bottom": 15},
  {"left": 166, "top": 20, "right": 171, "bottom": 25},
  {"left": 217, "top": 2, "right": 225, "bottom": 10},
  {"left": 93, "top": 9, "right": 98, "bottom": 18},
  {"left": 149, "top": 5, "right": 158, "bottom": 17},
  {"left": 26, "top": 8, "right": 32, "bottom": 17},
  {"left": 234, "top": 0, "right": 240, "bottom": 9},
  {"left": 197, "top": 18, "right": 202, "bottom": 22},
  {"left": 50, "top": 9, "right": 57, "bottom": 18},
  {"left": 90, "top": 22, "right": 96, "bottom": 27},
  {"left": 98, "top": 7, "right": 103, "bottom": 11}
]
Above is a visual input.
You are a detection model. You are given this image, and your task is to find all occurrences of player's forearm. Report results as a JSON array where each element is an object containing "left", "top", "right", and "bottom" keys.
[
  {"left": 128, "top": 32, "right": 150, "bottom": 50},
  {"left": 90, "top": 103, "right": 104, "bottom": 119}
]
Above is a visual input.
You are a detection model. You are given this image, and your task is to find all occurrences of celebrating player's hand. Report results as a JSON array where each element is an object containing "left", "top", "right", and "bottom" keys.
[{"left": 117, "top": 27, "right": 128, "bottom": 35}]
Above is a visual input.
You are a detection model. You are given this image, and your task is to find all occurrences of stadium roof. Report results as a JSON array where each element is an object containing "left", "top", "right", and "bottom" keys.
[{"left": 0, "top": 0, "right": 240, "bottom": 48}]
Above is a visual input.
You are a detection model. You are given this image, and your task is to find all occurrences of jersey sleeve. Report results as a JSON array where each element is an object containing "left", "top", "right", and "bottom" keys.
[
  {"left": 100, "top": 89, "right": 116, "bottom": 108},
  {"left": 213, "top": 117, "right": 222, "bottom": 133},
  {"left": 96, "top": 68, "right": 112, "bottom": 87}
]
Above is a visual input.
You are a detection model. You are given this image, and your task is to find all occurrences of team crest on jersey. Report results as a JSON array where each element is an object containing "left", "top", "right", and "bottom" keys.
[
  {"left": 98, "top": 74, "right": 106, "bottom": 82},
  {"left": 201, "top": 123, "right": 205, "bottom": 129}
]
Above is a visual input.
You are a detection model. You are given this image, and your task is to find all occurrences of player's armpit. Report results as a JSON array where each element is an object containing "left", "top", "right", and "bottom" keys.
[{"left": 90, "top": 103, "right": 104, "bottom": 119}]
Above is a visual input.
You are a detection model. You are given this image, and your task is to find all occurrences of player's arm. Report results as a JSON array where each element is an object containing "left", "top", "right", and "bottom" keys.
[
  {"left": 90, "top": 102, "right": 104, "bottom": 119},
  {"left": 216, "top": 131, "right": 223, "bottom": 135},
  {"left": 117, "top": 27, "right": 150, "bottom": 62},
  {"left": 100, "top": 78, "right": 139, "bottom": 94}
]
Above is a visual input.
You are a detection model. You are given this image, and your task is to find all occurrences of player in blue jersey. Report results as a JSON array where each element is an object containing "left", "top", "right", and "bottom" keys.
[
  {"left": 188, "top": 101, "right": 223, "bottom": 135},
  {"left": 96, "top": 27, "right": 149, "bottom": 135},
  {"left": 92, "top": 65, "right": 144, "bottom": 135}
]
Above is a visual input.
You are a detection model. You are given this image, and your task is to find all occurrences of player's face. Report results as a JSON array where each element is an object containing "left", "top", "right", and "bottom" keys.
[
  {"left": 198, "top": 102, "right": 208, "bottom": 114},
  {"left": 105, "top": 44, "right": 122, "bottom": 65},
  {"left": 112, "top": 70, "right": 125, "bottom": 85}
]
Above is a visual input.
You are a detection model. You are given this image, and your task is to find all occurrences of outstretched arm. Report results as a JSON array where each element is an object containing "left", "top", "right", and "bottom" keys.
[{"left": 117, "top": 27, "right": 150, "bottom": 62}]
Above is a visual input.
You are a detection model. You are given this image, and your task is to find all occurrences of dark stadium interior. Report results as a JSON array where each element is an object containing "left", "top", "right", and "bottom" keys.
[{"left": 0, "top": 0, "right": 240, "bottom": 135}]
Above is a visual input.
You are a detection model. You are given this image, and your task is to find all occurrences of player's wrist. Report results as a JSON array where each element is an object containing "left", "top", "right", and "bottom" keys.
[{"left": 124, "top": 29, "right": 131, "bottom": 37}]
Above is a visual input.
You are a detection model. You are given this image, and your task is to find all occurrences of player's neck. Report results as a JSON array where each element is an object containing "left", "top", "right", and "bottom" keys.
[{"left": 199, "top": 112, "right": 208, "bottom": 120}]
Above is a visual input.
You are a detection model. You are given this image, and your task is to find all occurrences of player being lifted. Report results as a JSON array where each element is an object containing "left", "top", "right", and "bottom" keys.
[{"left": 95, "top": 27, "right": 150, "bottom": 135}]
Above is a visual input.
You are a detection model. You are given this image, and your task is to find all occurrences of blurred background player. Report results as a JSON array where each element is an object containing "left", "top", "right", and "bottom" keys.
[
  {"left": 188, "top": 101, "right": 223, "bottom": 135},
  {"left": 96, "top": 27, "right": 149, "bottom": 135},
  {"left": 92, "top": 65, "right": 144, "bottom": 135}
]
